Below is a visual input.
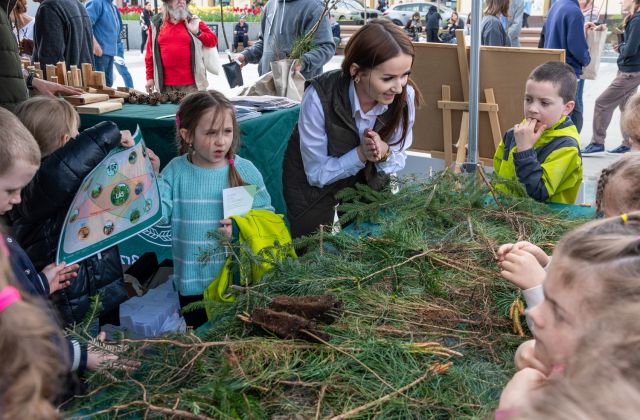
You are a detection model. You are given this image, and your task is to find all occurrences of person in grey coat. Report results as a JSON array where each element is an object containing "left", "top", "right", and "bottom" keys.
[
  {"left": 481, "top": 0, "right": 510, "bottom": 47},
  {"left": 237, "top": 0, "right": 335, "bottom": 80},
  {"left": 508, "top": 0, "right": 524, "bottom": 47}
]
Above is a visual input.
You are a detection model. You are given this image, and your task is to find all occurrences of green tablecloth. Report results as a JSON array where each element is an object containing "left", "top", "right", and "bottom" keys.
[{"left": 80, "top": 104, "right": 300, "bottom": 264}]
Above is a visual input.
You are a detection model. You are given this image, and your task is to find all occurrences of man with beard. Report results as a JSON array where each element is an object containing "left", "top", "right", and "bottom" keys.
[
  {"left": 145, "top": 0, "right": 217, "bottom": 93},
  {"left": 32, "top": 0, "right": 94, "bottom": 79},
  {"left": 86, "top": 0, "right": 120, "bottom": 87}
]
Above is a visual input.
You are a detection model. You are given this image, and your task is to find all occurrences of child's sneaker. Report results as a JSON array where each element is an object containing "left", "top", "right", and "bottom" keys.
[
  {"left": 581, "top": 143, "right": 605, "bottom": 155},
  {"left": 607, "top": 145, "right": 631, "bottom": 155}
]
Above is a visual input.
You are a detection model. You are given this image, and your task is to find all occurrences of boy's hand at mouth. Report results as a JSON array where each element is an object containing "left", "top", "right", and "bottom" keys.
[{"left": 514, "top": 118, "right": 546, "bottom": 152}]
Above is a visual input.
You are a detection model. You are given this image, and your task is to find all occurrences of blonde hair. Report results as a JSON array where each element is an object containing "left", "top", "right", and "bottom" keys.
[
  {"left": 595, "top": 153, "right": 640, "bottom": 216},
  {"left": 14, "top": 96, "right": 80, "bottom": 158},
  {"left": 621, "top": 93, "right": 640, "bottom": 148},
  {"left": 552, "top": 212, "right": 640, "bottom": 312},
  {"left": 520, "top": 305, "right": 640, "bottom": 419},
  {"left": 175, "top": 90, "right": 246, "bottom": 187},
  {"left": 0, "top": 241, "right": 65, "bottom": 419},
  {"left": 0, "top": 107, "right": 40, "bottom": 177}
]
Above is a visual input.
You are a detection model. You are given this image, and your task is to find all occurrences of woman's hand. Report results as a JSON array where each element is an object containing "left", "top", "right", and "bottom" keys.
[{"left": 362, "top": 128, "right": 389, "bottom": 162}]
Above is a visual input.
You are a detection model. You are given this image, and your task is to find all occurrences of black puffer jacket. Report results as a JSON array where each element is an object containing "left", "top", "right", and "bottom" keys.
[{"left": 10, "top": 122, "right": 128, "bottom": 326}]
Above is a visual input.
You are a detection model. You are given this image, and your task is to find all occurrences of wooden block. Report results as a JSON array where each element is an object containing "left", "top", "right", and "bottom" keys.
[
  {"left": 67, "top": 70, "right": 72, "bottom": 86},
  {"left": 73, "top": 68, "right": 81, "bottom": 87},
  {"left": 21, "top": 59, "right": 30, "bottom": 69},
  {"left": 64, "top": 93, "right": 110, "bottom": 105},
  {"left": 34, "top": 62, "right": 41, "bottom": 70},
  {"left": 117, "top": 87, "right": 130, "bottom": 93},
  {"left": 35, "top": 69, "right": 43, "bottom": 79},
  {"left": 107, "top": 97, "right": 125, "bottom": 104},
  {"left": 69, "top": 66, "right": 79, "bottom": 87},
  {"left": 92, "top": 71, "right": 106, "bottom": 89},
  {"left": 107, "top": 90, "right": 130, "bottom": 98},
  {"left": 84, "top": 87, "right": 98, "bottom": 93},
  {"left": 76, "top": 101, "right": 123, "bottom": 114},
  {"left": 50, "top": 76, "right": 58, "bottom": 84},
  {"left": 81, "top": 63, "right": 93, "bottom": 88},
  {"left": 46, "top": 65, "right": 56, "bottom": 81},
  {"left": 96, "top": 87, "right": 116, "bottom": 95},
  {"left": 56, "top": 62, "right": 68, "bottom": 85}
]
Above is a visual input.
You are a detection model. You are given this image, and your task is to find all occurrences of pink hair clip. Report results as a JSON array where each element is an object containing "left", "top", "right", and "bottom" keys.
[
  {"left": 0, "top": 286, "right": 21, "bottom": 312},
  {"left": 175, "top": 115, "right": 181, "bottom": 128},
  {"left": 228, "top": 158, "right": 235, "bottom": 165}
]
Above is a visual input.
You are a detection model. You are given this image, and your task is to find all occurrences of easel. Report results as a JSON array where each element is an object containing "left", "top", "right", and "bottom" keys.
[{"left": 436, "top": 30, "right": 502, "bottom": 172}]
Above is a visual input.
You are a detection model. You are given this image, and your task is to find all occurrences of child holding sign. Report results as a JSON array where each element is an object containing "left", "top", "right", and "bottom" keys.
[{"left": 158, "top": 91, "right": 273, "bottom": 328}]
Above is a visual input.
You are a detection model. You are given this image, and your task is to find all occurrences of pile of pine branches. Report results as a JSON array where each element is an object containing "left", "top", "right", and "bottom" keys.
[{"left": 64, "top": 171, "right": 587, "bottom": 419}]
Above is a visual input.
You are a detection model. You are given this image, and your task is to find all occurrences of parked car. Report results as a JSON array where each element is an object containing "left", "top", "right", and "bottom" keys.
[
  {"left": 330, "top": 0, "right": 382, "bottom": 24},
  {"left": 383, "top": 2, "right": 466, "bottom": 27}
]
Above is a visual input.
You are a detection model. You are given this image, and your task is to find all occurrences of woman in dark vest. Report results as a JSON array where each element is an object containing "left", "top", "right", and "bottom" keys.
[{"left": 283, "top": 19, "right": 422, "bottom": 238}]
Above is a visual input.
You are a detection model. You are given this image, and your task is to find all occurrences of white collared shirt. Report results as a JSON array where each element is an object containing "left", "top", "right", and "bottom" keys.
[{"left": 299, "top": 80, "right": 416, "bottom": 188}]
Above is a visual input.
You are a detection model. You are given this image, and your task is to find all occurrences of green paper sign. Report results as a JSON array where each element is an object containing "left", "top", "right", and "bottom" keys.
[{"left": 57, "top": 127, "right": 163, "bottom": 264}]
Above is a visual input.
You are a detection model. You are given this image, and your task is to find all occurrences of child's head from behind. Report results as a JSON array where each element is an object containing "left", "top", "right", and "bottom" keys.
[
  {"left": 176, "top": 91, "right": 245, "bottom": 186},
  {"left": 528, "top": 213, "right": 640, "bottom": 371},
  {"left": 14, "top": 96, "right": 80, "bottom": 158},
  {"left": 524, "top": 61, "right": 576, "bottom": 131},
  {"left": 0, "top": 242, "right": 65, "bottom": 419},
  {"left": 621, "top": 92, "right": 640, "bottom": 151},
  {"left": 595, "top": 152, "right": 640, "bottom": 217},
  {"left": 0, "top": 108, "right": 40, "bottom": 215}
]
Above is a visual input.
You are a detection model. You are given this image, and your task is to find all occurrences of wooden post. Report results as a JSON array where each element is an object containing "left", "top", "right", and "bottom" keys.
[
  {"left": 81, "top": 63, "right": 93, "bottom": 88},
  {"left": 484, "top": 89, "right": 502, "bottom": 149},
  {"left": 441, "top": 85, "right": 453, "bottom": 169},
  {"left": 55, "top": 62, "right": 68, "bottom": 85}
]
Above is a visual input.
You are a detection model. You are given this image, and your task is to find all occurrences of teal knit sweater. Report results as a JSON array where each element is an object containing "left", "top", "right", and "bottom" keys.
[{"left": 159, "top": 155, "right": 273, "bottom": 296}]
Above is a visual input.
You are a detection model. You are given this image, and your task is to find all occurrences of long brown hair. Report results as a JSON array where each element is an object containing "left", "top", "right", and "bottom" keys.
[
  {"left": 175, "top": 90, "right": 245, "bottom": 187},
  {"left": 484, "top": 0, "right": 509, "bottom": 17},
  {"left": 341, "top": 19, "right": 423, "bottom": 148},
  {"left": 0, "top": 239, "right": 65, "bottom": 419}
]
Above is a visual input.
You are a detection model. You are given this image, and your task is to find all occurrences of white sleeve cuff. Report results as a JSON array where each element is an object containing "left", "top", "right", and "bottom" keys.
[
  {"left": 339, "top": 147, "right": 366, "bottom": 173},
  {"left": 522, "top": 284, "right": 544, "bottom": 309}
]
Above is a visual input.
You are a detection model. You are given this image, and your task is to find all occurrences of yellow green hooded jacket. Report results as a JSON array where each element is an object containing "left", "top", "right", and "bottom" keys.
[{"left": 493, "top": 116, "right": 583, "bottom": 204}]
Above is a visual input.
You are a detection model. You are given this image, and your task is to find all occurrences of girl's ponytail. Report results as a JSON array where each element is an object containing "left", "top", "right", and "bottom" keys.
[{"left": 226, "top": 155, "right": 246, "bottom": 188}]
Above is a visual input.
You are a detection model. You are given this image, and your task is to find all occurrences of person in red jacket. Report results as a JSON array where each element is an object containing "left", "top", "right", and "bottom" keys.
[{"left": 145, "top": 0, "right": 217, "bottom": 93}]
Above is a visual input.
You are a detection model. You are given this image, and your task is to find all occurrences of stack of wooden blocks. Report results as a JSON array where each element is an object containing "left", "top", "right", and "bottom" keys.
[{"left": 22, "top": 60, "right": 133, "bottom": 114}]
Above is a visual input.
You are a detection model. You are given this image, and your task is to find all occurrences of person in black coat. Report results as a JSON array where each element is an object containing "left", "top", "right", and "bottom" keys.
[
  {"left": 10, "top": 121, "right": 132, "bottom": 327},
  {"left": 140, "top": 1, "right": 153, "bottom": 54},
  {"left": 426, "top": 5, "right": 442, "bottom": 42},
  {"left": 32, "top": 0, "right": 94, "bottom": 79},
  {"left": 233, "top": 16, "right": 249, "bottom": 52}
]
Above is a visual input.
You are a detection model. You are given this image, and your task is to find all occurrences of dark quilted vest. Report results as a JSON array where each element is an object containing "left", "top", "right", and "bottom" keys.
[{"left": 283, "top": 70, "right": 394, "bottom": 221}]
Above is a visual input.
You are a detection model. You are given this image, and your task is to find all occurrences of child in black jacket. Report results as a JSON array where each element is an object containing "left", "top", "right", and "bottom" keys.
[{"left": 11, "top": 96, "right": 135, "bottom": 326}]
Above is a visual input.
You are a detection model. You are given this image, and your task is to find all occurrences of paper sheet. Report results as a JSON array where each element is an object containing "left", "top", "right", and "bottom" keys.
[{"left": 223, "top": 185, "right": 257, "bottom": 218}]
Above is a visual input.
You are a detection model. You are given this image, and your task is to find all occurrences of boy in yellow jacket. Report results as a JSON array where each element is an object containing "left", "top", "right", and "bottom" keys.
[{"left": 493, "top": 61, "right": 583, "bottom": 204}]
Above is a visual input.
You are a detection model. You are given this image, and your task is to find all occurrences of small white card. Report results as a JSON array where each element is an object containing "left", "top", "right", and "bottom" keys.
[{"left": 223, "top": 185, "right": 257, "bottom": 218}]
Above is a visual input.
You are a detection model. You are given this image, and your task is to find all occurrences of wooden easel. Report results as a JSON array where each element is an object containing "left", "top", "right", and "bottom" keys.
[{"left": 436, "top": 30, "right": 502, "bottom": 172}]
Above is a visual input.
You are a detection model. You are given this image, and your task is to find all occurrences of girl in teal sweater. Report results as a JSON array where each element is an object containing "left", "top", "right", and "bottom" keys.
[{"left": 159, "top": 91, "right": 273, "bottom": 327}]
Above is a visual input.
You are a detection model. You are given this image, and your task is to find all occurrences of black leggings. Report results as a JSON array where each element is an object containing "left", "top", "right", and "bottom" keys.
[{"left": 178, "top": 293, "right": 208, "bottom": 329}]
